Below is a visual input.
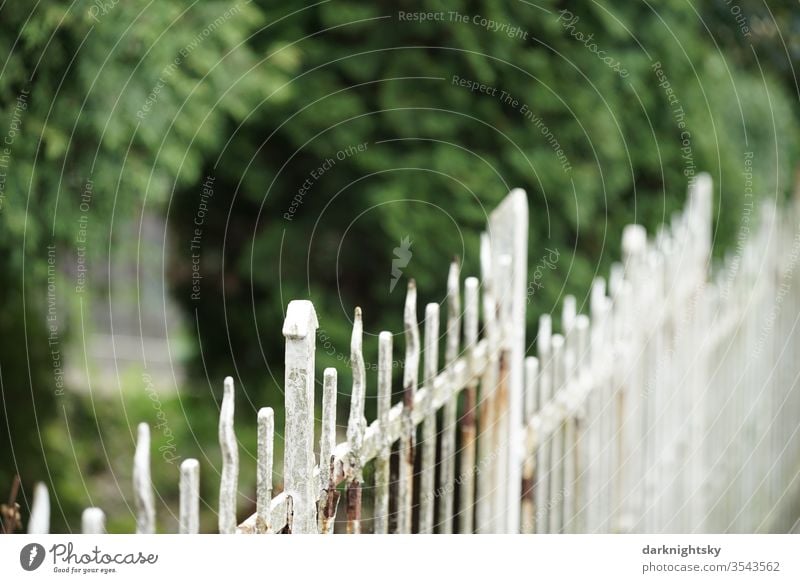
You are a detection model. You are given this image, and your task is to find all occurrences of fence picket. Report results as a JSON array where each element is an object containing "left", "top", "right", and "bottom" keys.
[
  {"left": 535, "top": 314, "right": 552, "bottom": 534},
  {"left": 439, "top": 261, "right": 461, "bottom": 534},
  {"left": 134, "top": 422, "right": 155, "bottom": 534},
  {"left": 346, "top": 308, "right": 367, "bottom": 534},
  {"left": 81, "top": 507, "right": 105, "bottom": 534},
  {"left": 561, "top": 297, "right": 577, "bottom": 534},
  {"left": 549, "top": 333, "right": 566, "bottom": 533},
  {"left": 477, "top": 233, "right": 498, "bottom": 533},
  {"left": 257, "top": 407, "right": 275, "bottom": 534},
  {"left": 521, "top": 356, "right": 539, "bottom": 533},
  {"left": 374, "top": 332, "right": 393, "bottom": 534},
  {"left": 571, "top": 314, "right": 590, "bottom": 534},
  {"left": 318, "top": 369, "right": 338, "bottom": 534},
  {"left": 585, "top": 279, "right": 606, "bottom": 533},
  {"left": 179, "top": 459, "right": 200, "bottom": 534},
  {"left": 458, "top": 276, "right": 480, "bottom": 533},
  {"left": 493, "top": 254, "right": 513, "bottom": 532},
  {"left": 27, "top": 482, "right": 49, "bottom": 534},
  {"left": 399, "top": 281, "right": 420, "bottom": 534},
  {"left": 419, "top": 303, "right": 440, "bottom": 534},
  {"left": 218, "top": 377, "right": 239, "bottom": 534}
]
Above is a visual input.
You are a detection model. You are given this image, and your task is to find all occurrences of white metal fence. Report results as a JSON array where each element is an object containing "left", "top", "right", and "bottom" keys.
[{"left": 27, "top": 173, "right": 800, "bottom": 534}]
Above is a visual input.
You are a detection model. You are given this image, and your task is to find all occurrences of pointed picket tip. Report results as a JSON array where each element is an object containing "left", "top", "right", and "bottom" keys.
[
  {"left": 377, "top": 332, "right": 392, "bottom": 402},
  {"left": 282, "top": 300, "right": 319, "bottom": 339},
  {"left": 447, "top": 260, "right": 461, "bottom": 310},
  {"left": 423, "top": 302, "right": 440, "bottom": 379},
  {"left": 350, "top": 307, "right": 365, "bottom": 391},
  {"left": 348, "top": 306, "right": 367, "bottom": 449},
  {"left": 352, "top": 307, "right": 363, "bottom": 348},
  {"left": 447, "top": 259, "right": 460, "bottom": 287},
  {"left": 218, "top": 376, "right": 239, "bottom": 534},
  {"left": 404, "top": 281, "right": 418, "bottom": 330},
  {"left": 27, "top": 482, "right": 50, "bottom": 534}
]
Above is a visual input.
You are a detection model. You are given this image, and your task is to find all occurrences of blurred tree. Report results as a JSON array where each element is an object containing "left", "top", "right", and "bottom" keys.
[
  {"left": 169, "top": 0, "right": 798, "bottom": 418},
  {"left": 0, "top": 0, "right": 287, "bottom": 530},
  {"left": 705, "top": 0, "right": 800, "bottom": 98}
]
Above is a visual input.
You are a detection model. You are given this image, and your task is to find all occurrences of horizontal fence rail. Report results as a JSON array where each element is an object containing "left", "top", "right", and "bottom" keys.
[{"left": 23, "top": 174, "right": 800, "bottom": 534}]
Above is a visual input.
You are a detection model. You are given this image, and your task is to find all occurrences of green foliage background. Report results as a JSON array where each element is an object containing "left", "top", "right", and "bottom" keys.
[{"left": 0, "top": 0, "right": 797, "bottom": 531}]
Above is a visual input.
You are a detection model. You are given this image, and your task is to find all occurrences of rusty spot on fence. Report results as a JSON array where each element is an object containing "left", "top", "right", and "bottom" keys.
[
  {"left": 278, "top": 496, "right": 294, "bottom": 534},
  {"left": 497, "top": 351, "right": 510, "bottom": 410},
  {"left": 521, "top": 475, "right": 534, "bottom": 498},
  {"left": 346, "top": 479, "right": 362, "bottom": 534},
  {"left": 403, "top": 382, "right": 414, "bottom": 410},
  {"left": 462, "top": 385, "right": 476, "bottom": 427},
  {"left": 319, "top": 456, "right": 341, "bottom": 534}
]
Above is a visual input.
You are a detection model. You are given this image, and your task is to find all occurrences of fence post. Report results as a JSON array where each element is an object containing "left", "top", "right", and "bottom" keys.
[
  {"left": 282, "top": 300, "right": 319, "bottom": 534},
  {"left": 489, "top": 188, "right": 528, "bottom": 533}
]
